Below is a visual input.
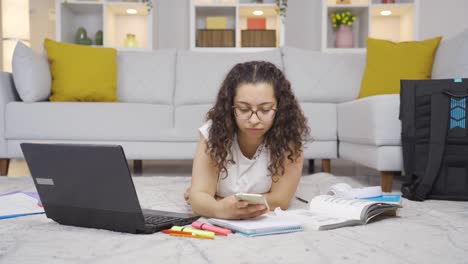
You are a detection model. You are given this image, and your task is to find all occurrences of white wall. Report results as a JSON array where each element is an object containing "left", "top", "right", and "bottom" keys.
[
  {"left": 29, "top": 0, "right": 55, "bottom": 54},
  {"left": 418, "top": 0, "right": 468, "bottom": 40},
  {"left": 156, "top": 0, "right": 189, "bottom": 49},
  {"left": 284, "top": 0, "right": 321, "bottom": 50}
]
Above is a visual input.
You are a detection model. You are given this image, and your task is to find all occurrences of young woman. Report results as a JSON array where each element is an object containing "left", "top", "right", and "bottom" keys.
[{"left": 186, "top": 61, "right": 310, "bottom": 220}]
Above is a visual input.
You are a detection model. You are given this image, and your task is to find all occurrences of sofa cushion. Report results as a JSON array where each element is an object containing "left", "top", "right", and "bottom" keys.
[
  {"left": 117, "top": 49, "right": 176, "bottom": 104},
  {"left": 44, "top": 39, "right": 118, "bottom": 102},
  {"left": 5, "top": 102, "right": 174, "bottom": 141},
  {"left": 281, "top": 46, "right": 365, "bottom": 103},
  {"left": 12, "top": 42, "right": 51, "bottom": 102},
  {"left": 359, "top": 37, "right": 441, "bottom": 98},
  {"left": 300, "top": 103, "right": 337, "bottom": 141},
  {"left": 337, "top": 94, "right": 401, "bottom": 146},
  {"left": 432, "top": 28, "right": 468, "bottom": 79},
  {"left": 174, "top": 49, "right": 283, "bottom": 106}
]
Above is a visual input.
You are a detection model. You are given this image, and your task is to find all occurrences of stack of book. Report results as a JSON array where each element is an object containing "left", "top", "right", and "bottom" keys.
[{"left": 197, "top": 16, "right": 235, "bottom": 47}]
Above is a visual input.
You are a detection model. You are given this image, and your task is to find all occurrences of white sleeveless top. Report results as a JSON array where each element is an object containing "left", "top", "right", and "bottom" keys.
[{"left": 199, "top": 121, "right": 272, "bottom": 198}]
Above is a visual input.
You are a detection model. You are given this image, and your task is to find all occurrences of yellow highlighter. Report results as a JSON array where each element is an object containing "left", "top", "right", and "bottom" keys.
[{"left": 171, "top": 226, "right": 215, "bottom": 238}]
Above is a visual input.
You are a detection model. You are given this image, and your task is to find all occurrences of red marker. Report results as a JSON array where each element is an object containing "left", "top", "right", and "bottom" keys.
[{"left": 192, "top": 221, "right": 232, "bottom": 236}]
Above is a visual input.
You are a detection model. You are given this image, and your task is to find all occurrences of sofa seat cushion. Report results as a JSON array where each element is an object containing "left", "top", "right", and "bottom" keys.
[
  {"left": 281, "top": 47, "right": 366, "bottom": 103},
  {"left": 175, "top": 49, "right": 283, "bottom": 106},
  {"left": 337, "top": 94, "right": 401, "bottom": 146},
  {"left": 4, "top": 102, "right": 183, "bottom": 141},
  {"left": 175, "top": 104, "right": 212, "bottom": 136}
]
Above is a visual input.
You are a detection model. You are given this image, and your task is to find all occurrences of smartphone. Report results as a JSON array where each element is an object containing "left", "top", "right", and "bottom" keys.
[{"left": 235, "top": 193, "right": 270, "bottom": 211}]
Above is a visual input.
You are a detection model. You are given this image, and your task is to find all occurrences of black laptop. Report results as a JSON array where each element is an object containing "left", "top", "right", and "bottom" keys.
[{"left": 20, "top": 143, "right": 199, "bottom": 234}]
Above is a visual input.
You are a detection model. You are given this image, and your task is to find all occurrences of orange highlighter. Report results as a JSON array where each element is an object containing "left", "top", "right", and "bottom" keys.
[{"left": 192, "top": 221, "right": 232, "bottom": 236}]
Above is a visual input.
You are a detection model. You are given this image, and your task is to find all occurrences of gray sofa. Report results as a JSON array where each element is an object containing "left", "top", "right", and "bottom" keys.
[{"left": 1, "top": 28, "right": 467, "bottom": 192}]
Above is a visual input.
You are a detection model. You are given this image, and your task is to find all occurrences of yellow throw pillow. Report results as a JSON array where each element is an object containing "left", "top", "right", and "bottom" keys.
[
  {"left": 359, "top": 37, "right": 442, "bottom": 98},
  {"left": 44, "top": 39, "right": 117, "bottom": 102}
]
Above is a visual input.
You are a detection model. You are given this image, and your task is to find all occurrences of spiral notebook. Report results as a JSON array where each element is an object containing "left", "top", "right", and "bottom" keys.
[{"left": 208, "top": 214, "right": 303, "bottom": 237}]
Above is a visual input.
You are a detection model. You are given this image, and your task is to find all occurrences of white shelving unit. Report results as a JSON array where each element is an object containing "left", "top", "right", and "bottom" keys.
[
  {"left": 322, "top": 0, "right": 418, "bottom": 53},
  {"left": 190, "top": 0, "right": 285, "bottom": 51},
  {"left": 56, "top": 0, "right": 153, "bottom": 50}
]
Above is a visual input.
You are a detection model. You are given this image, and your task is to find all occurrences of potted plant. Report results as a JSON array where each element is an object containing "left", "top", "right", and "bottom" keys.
[
  {"left": 142, "top": 0, "right": 153, "bottom": 12},
  {"left": 276, "top": 0, "right": 288, "bottom": 18},
  {"left": 330, "top": 10, "right": 357, "bottom": 48}
]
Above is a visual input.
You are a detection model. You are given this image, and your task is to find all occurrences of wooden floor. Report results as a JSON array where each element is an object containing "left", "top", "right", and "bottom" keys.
[{"left": 6, "top": 159, "right": 382, "bottom": 178}]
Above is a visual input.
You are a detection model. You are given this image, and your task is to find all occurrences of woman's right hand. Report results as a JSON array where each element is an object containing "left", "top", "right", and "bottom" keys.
[{"left": 215, "top": 195, "right": 268, "bottom": 220}]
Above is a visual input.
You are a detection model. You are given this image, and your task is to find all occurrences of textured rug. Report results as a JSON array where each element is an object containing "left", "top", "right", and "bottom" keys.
[{"left": 0, "top": 173, "right": 467, "bottom": 264}]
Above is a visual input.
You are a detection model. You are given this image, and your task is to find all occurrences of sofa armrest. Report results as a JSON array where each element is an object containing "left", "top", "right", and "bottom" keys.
[
  {"left": 337, "top": 94, "right": 401, "bottom": 146},
  {"left": 0, "top": 72, "right": 19, "bottom": 157}
]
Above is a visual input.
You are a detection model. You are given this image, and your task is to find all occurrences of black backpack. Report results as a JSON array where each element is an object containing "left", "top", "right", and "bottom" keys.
[{"left": 400, "top": 78, "right": 468, "bottom": 201}]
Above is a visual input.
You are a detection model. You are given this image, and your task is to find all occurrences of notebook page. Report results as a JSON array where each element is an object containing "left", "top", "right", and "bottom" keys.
[
  {"left": 208, "top": 213, "right": 302, "bottom": 234},
  {"left": 0, "top": 193, "right": 44, "bottom": 217}
]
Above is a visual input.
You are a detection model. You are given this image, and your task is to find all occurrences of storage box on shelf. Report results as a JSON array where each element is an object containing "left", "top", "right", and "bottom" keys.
[
  {"left": 321, "top": 0, "right": 417, "bottom": 53},
  {"left": 190, "top": 0, "right": 284, "bottom": 51},
  {"left": 56, "top": 0, "right": 154, "bottom": 50}
]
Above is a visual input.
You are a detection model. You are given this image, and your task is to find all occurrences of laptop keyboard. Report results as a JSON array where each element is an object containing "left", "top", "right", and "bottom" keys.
[
  {"left": 142, "top": 212, "right": 200, "bottom": 233},
  {"left": 144, "top": 215, "right": 178, "bottom": 225}
]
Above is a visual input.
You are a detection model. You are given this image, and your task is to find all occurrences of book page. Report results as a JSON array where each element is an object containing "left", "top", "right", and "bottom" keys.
[
  {"left": 275, "top": 209, "right": 359, "bottom": 230},
  {"left": 308, "top": 195, "right": 377, "bottom": 220}
]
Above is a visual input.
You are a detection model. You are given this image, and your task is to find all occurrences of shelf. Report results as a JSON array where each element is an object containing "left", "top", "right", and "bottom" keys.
[
  {"left": 238, "top": 3, "right": 276, "bottom": 8},
  {"left": 370, "top": 2, "right": 414, "bottom": 41},
  {"left": 370, "top": 3, "right": 413, "bottom": 16},
  {"left": 325, "top": 7, "right": 369, "bottom": 49},
  {"left": 190, "top": 0, "right": 284, "bottom": 50},
  {"left": 192, "top": 47, "right": 277, "bottom": 52},
  {"left": 58, "top": 2, "right": 103, "bottom": 45},
  {"left": 56, "top": 0, "right": 153, "bottom": 49},
  {"left": 322, "top": 0, "right": 416, "bottom": 51},
  {"left": 328, "top": 0, "right": 369, "bottom": 4},
  {"left": 327, "top": 4, "right": 370, "bottom": 8},
  {"left": 194, "top": 0, "right": 237, "bottom": 5},
  {"left": 104, "top": 3, "right": 151, "bottom": 49}
]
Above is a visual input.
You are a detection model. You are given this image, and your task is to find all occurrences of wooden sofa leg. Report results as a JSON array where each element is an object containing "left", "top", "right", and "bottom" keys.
[
  {"left": 322, "top": 159, "right": 331, "bottom": 173},
  {"left": 0, "top": 159, "right": 10, "bottom": 176},
  {"left": 308, "top": 159, "right": 315, "bottom": 174},
  {"left": 380, "top": 171, "right": 395, "bottom": 192},
  {"left": 133, "top": 160, "right": 143, "bottom": 175}
]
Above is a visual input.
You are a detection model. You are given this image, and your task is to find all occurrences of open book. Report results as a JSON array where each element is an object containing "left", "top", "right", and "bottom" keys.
[
  {"left": 277, "top": 195, "right": 401, "bottom": 231},
  {"left": 208, "top": 214, "right": 303, "bottom": 237}
]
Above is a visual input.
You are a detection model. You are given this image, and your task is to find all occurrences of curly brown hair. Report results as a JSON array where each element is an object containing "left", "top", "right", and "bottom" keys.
[{"left": 206, "top": 61, "right": 311, "bottom": 179}]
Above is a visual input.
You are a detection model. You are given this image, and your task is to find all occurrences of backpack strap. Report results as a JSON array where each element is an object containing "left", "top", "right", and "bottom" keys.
[{"left": 413, "top": 92, "right": 450, "bottom": 200}]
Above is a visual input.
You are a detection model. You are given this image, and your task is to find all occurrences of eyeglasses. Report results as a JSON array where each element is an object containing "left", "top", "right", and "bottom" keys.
[{"left": 233, "top": 106, "right": 277, "bottom": 121}]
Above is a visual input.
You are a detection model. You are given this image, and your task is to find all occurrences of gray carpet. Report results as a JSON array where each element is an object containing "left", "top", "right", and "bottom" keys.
[{"left": 0, "top": 173, "right": 467, "bottom": 264}]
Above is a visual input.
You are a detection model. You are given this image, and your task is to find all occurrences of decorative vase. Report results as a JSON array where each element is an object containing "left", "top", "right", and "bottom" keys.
[
  {"left": 124, "top": 34, "right": 138, "bottom": 48},
  {"left": 75, "top": 27, "right": 92, "bottom": 45},
  {"left": 95, "top": 30, "right": 103, "bottom": 46},
  {"left": 335, "top": 25, "right": 353, "bottom": 48}
]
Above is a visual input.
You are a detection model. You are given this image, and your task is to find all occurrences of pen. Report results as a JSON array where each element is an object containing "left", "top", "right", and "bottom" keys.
[
  {"left": 295, "top": 196, "right": 309, "bottom": 204},
  {"left": 169, "top": 233, "right": 214, "bottom": 240},
  {"left": 192, "top": 221, "right": 231, "bottom": 236}
]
